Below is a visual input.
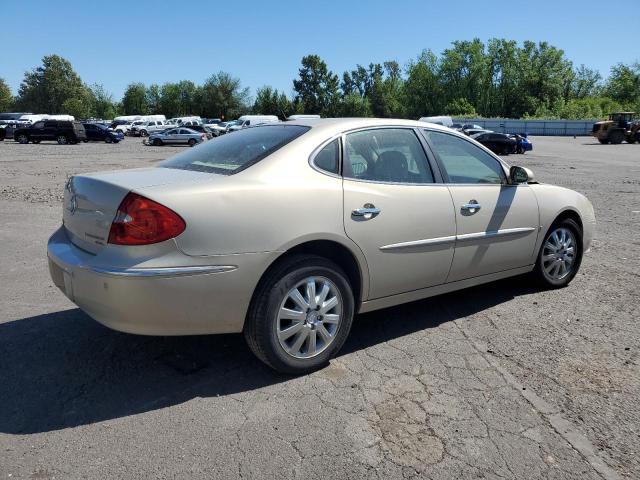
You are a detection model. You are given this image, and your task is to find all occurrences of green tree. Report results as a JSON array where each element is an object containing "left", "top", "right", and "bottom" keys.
[
  {"left": 293, "top": 55, "right": 340, "bottom": 116},
  {"left": 145, "top": 84, "right": 162, "bottom": 114},
  {"left": 369, "top": 61, "right": 404, "bottom": 118},
  {"left": 253, "top": 86, "right": 293, "bottom": 118},
  {"left": 62, "top": 97, "right": 93, "bottom": 119},
  {"left": 16, "top": 54, "right": 92, "bottom": 114},
  {"left": 438, "top": 39, "right": 487, "bottom": 113},
  {"left": 121, "top": 82, "right": 149, "bottom": 115},
  {"left": 90, "top": 84, "right": 118, "bottom": 119},
  {"left": 0, "top": 78, "right": 14, "bottom": 111},
  {"left": 339, "top": 92, "right": 372, "bottom": 117},
  {"left": 402, "top": 50, "right": 443, "bottom": 118},
  {"left": 199, "top": 72, "right": 250, "bottom": 120},
  {"left": 444, "top": 98, "right": 478, "bottom": 117},
  {"left": 570, "top": 65, "right": 602, "bottom": 99},
  {"left": 605, "top": 62, "right": 640, "bottom": 107}
]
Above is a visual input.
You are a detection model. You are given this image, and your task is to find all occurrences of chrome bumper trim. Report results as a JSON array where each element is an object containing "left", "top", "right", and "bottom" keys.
[{"left": 89, "top": 265, "right": 237, "bottom": 278}]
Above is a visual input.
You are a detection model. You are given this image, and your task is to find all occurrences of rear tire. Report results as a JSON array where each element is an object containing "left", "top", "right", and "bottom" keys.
[
  {"left": 598, "top": 138, "right": 609, "bottom": 144},
  {"left": 17, "top": 134, "right": 29, "bottom": 144},
  {"left": 243, "top": 255, "right": 355, "bottom": 375},
  {"left": 532, "top": 218, "right": 583, "bottom": 289},
  {"left": 57, "top": 135, "right": 68, "bottom": 145}
]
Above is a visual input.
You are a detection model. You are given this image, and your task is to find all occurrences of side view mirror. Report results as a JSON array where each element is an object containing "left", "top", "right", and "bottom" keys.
[{"left": 510, "top": 165, "right": 534, "bottom": 184}]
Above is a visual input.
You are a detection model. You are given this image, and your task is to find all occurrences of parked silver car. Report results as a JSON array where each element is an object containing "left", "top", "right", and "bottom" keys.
[
  {"left": 48, "top": 119, "right": 595, "bottom": 374},
  {"left": 147, "top": 127, "right": 206, "bottom": 147}
]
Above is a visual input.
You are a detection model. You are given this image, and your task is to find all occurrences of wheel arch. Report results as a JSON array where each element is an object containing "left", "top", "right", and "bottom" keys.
[{"left": 246, "top": 237, "right": 370, "bottom": 329}]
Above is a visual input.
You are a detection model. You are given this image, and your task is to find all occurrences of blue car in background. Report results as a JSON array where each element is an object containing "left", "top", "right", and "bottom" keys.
[
  {"left": 511, "top": 133, "right": 533, "bottom": 154},
  {"left": 82, "top": 122, "right": 124, "bottom": 143}
]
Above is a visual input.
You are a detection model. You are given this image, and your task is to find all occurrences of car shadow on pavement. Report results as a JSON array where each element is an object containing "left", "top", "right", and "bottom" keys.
[{"left": 0, "top": 275, "right": 538, "bottom": 435}]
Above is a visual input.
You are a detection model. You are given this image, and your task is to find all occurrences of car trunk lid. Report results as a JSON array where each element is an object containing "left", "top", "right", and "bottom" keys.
[{"left": 63, "top": 167, "right": 213, "bottom": 254}]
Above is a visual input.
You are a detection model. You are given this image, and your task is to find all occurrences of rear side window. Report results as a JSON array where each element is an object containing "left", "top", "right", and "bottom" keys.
[
  {"left": 313, "top": 139, "right": 340, "bottom": 174},
  {"left": 161, "top": 125, "right": 309, "bottom": 175},
  {"left": 423, "top": 130, "right": 505, "bottom": 184},
  {"left": 344, "top": 128, "right": 434, "bottom": 184}
]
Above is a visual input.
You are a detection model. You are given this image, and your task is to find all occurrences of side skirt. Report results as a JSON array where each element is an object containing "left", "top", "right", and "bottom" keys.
[{"left": 358, "top": 265, "right": 534, "bottom": 314}]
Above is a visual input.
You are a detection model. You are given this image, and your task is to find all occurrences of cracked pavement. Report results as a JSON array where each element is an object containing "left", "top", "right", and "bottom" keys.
[{"left": 0, "top": 137, "right": 638, "bottom": 479}]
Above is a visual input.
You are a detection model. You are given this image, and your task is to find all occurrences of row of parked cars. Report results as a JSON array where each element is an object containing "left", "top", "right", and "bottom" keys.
[
  {"left": 419, "top": 116, "right": 533, "bottom": 155},
  {"left": 0, "top": 114, "right": 284, "bottom": 146}
]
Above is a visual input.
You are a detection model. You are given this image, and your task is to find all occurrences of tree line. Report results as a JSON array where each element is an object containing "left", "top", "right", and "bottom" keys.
[{"left": 1, "top": 39, "right": 639, "bottom": 121}]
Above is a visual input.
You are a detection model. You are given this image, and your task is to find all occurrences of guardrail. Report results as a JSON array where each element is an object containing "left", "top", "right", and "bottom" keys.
[{"left": 459, "top": 118, "right": 597, "bottom": 136}]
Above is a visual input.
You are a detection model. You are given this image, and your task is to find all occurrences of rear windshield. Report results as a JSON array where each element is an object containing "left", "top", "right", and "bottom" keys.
[{"left": 160, "top": 125, "right": 310, "bottom": 175}]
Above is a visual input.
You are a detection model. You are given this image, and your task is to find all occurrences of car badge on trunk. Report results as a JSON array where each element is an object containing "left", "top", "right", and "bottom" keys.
[{"left": 68, "top": 194, "right": 78, "bottom": 215}]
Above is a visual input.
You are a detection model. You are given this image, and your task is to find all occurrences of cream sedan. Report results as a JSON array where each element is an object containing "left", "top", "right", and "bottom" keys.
[{"left": 47, "top": 119, "right": 595, "bottom": 374}]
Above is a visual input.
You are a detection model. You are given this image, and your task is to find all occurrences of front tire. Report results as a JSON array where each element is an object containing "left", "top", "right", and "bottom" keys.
[
  {"left": 244, "top": 255, "right": 355, "bottom": 374},
  {"left": 152, "top": 138, "right": 162, "bottom": 146},
  {"left": 17, "top": 134, "right": 29, "bottom": 144},
  {"left": 609, "top": 130, "right": 624, "bottom": 145},
  {"left": 57, "top": 135, "right": 68, "bottom": 145},
  {"left": 188, "top": 138, "right": 197, "bottom": 147},
  {"left": 105, "top": 136, "right": 113, "bottom": 144},
  {"left": 533, "top": 218, "right": 583, "bottom": 288}
]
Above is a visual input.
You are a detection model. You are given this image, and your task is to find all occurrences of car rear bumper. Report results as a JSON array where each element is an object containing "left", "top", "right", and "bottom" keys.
[{"left": 47, "top": 226, "right": 276, "bottom": 335}]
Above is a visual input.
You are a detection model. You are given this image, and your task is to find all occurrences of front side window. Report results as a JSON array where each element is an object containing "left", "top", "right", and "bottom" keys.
[
  {"left": 344, "top": 128, "right": 434, "bottom": 184},
  {"left": 161, "top": 125, "right": 309, "bottom": 175},
  {"left": 423, "top": 130, "right": 505, "bottom": 184},
  {"left": 33, "top": 121, "right": 45, "bottom": 129},
  {"left": 313, "top": 139, "right": 339, "bottom": 174}
]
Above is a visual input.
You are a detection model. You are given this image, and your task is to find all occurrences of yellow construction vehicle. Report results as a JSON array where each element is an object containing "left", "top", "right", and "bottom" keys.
[{"left": 592, "top": 112, "right": 640, "bottom": 144}]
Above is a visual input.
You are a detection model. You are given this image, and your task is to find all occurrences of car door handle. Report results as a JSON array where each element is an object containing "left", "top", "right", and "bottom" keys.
[
  {"left": 461, "top": 202, "right": 481, "bottom": 212},
  {"left": 352, "top": 205, "right": 381, "bottom": 218}
]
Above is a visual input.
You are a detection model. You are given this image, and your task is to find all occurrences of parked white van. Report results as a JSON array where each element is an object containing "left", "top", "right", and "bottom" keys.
[
  {"left": 19, "top": 114, "right": 75, "bottom": 123},
  {"left": 418, "top": 115, "right": 454, "bottom": 128},
  {"left": 166, "top": 116, "right": 202, "bottom": 126},
  {"left": 228, "top": 115, "right": 279, "bottom": 131},
  {"left": 287, "top": 114, "right": 321, "bottom": 120},
  {"left": 113, "top": 115, "right": 166, "bottom": 123}
]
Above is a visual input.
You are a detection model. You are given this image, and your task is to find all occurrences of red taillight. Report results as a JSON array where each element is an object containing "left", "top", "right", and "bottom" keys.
[{"left": 108, "top": 192, "right": 185, "bottom": 246}]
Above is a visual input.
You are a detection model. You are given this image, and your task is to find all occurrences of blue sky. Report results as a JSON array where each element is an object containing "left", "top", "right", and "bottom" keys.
[{"left": 2, "top": 0, "right": 638, "bottom": 101}]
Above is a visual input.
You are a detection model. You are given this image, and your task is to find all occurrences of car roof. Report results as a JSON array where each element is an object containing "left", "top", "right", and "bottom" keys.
[{"left": 284, "top": 117, "right": 457, "bottom": 136}]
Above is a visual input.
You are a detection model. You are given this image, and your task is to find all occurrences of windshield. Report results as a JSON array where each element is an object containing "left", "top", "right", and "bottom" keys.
[{"left": 160, "top": 125, "right": 309, "bottom": 175}]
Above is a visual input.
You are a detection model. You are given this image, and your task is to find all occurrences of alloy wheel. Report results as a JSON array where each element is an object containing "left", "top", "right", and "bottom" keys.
[
  {"left": 276, "top": 276, "right": 342, "bottom": 359},
  {"left": 541, "top": 227, "right": 576, "bottom": 281}
]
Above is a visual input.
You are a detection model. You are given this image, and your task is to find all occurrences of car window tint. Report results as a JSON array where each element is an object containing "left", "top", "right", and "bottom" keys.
[
  {"left": 344, "top": 128, "right": 434, "bottom": 184},
  {"left": 161, "top": 125, "right": 309, "bottom": 175},
  {"left": 423, "top": 130, "right": 505, "bottom": 184},
  {"left": 314, "top": 139, "right": 339, "bottom": 174}
]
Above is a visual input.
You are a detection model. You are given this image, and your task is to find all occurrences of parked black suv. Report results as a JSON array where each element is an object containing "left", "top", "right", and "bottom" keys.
[{"left": 14, "top": 120, "right": 87, "bottom": 145}]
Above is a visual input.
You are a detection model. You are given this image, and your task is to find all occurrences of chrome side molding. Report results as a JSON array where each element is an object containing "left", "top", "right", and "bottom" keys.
[
  {"left": 380, "top": 235, "right": 456, "bottom": 251},
  {"left": 380, "top": 227, "right": 536, "bottom": 252}
]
